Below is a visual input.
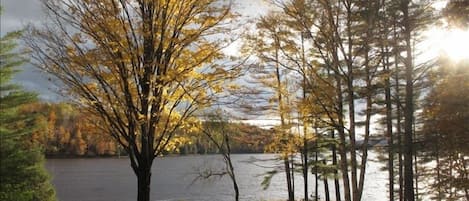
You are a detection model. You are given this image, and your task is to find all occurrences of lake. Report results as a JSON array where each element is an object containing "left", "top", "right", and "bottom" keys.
[{"left": 46, "top": 153, "right": 387, "bottom": 201}]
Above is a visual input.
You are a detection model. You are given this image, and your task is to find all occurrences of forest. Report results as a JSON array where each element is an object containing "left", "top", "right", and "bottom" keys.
[
  {"left": 20, "top": 102, "right": 273, "bottom": 156},
  {"left": 1, "top": 0, "right": 468, "bottom": 201}
]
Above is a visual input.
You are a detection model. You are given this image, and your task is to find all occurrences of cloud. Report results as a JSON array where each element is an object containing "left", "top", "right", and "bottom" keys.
[
  {"left": 1, "top": 0, "right": 45, "bottom": 34},
  {"left": 1, "top": 0, "right": 58, "bottom": 101}
]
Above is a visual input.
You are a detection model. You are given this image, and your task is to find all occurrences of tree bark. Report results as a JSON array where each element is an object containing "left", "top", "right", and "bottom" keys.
[
  {"left": 393, "top": 20, "right": 404, "bottom": 201},
  {"left": 285, "top": 158, "right": 295, "bottom": 201},
  {"left": 136, "top": 166, "right": 152, "bottom": 201},
  {"left": 385, "top": 54, "right": 394, "bottom": 201},
  {"left": 344, "top": 3, "right": 358, "bottom": 200},
  {"left": 331, "top": 130, "right": 342, "bottom": 201},
  {"left": 275, "top": 45, "right": 295, "bottom": 201},
  {"left": 226, "top": 136, "right": 239, "bottom": 201},
  {"left": 323, "top": 159, "right": 331, "bottom": 201},
  {"left": 315, "top": 144, "right": 319, "bottom": 201},
  {"left": 401, "top": 1, "right": 415, "bottom": 200},
  {"left": 337, "top": 77, "right": 351, "bottom": 201},
  {"left": 228, "top": 159, "right": 239, "bottom": 201}
]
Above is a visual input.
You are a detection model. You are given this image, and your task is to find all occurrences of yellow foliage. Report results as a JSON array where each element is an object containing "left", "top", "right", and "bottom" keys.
[{"left": 28, "top": 0, "right": 238, "bottom": 159}]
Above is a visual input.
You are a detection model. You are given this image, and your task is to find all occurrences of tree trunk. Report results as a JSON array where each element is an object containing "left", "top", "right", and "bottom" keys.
[
  {"left": 385, "top": 60, "right": 394, "bottom": 201},
  {"left": 291, "top": 155, "right": 296, "bottom": 199},
  {"left": 331, "top": 130, "right": 341, "bottom": 201},
  {"left": 402, "top": 1, "right": 415, "bottom": 200},
  {"left": 226, "top": 136, "right": 239, "bottom": 201},
  {"left": 285, "top": 158, "right": 295, "bottom": 201},
  {"left": 393, "top": 23, "right": 404, "bottom": 201},
  {"left": 228, "top": 159, "right": 239, "bottom": 201},
  {"left": 301, "top": 32, "right": 309, "bottom": 201},
  {"left": 274, "top": 42, "right": 294, "bottom": 201},
  {"left": 323, "top": 160, "right": 331, "bottom": 201},
  {"left": 137, "top": 167, "right": 151, "bottom": 201},
  {"left": 413, "top": 125, "right": 419, "bottom": 201},
  {"left": 304, "top": 142, "right": 308, "bottom": 201},
  {"left": 315, "top": 146, "right": 319, "bottom": 201},
  {"left": 344, "top": 4, "right": 359, "bottom": 201},
  {"left": 337, "top": 78, "right": 351, "bottom": 201}
]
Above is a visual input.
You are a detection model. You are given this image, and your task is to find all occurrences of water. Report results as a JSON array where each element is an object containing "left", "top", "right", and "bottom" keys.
[{"left": 46, "top": 153, "right": 387, "bottom": 201}]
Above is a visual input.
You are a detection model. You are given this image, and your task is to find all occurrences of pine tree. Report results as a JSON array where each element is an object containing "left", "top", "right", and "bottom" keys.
[
  {"left": 0, "top": 23, "right": 56, "bottom": 201},
  {"left": 421, "top": 59, "right": 469, "bottom": 200}
]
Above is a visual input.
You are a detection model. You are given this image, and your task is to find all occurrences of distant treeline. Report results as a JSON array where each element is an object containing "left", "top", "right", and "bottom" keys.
[{"left": 21, "top": 102, "right": 272, "bottom": 157}]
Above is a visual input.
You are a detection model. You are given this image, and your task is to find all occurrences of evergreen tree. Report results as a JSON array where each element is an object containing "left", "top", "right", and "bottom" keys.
[
  {"left": 0, "top": 22, "right": 56, "bottom": 201},
  {"left": 421, "top": 59, "right": 469, "bottom": 200}
]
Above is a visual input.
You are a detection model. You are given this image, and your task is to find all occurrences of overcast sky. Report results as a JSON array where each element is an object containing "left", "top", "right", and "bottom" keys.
[
  {"left": 0, "top": 0, "right": 268, "bottom": 102},
  {"left": 1, "top": 0, "right": 60, "bottom": 101}
]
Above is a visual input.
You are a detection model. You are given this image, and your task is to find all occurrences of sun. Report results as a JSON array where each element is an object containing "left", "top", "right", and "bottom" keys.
[
  {"left": 426, "top": 28, "right": 469, "bottom": 62},
  {"left": 440, "top": 29, "right": 469, "bottom": 61}
]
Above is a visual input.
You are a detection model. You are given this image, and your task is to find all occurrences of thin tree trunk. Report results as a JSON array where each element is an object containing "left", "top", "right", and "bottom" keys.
[
  {"left": 275, "top": 44, "right": 294, "bottom": 201},
  {"left": 380, "top": 1, "right": 395, "bottom": 198},
  {"left": 397, "top": 93, "right": 404, "bottom": 201},
  {"left": 401, "top": 1, "right": 415, "bottom": 200},
  {"left": 337, "top": 78, "right": 351, "bottom": 201},
  {"left": 358, "top": 11, "right": 375, "bottom": 197},
  {"left": 324, "top": 178, "right": 330, "bottom": 201},
  {"left": 385, "top": 55, "right": 394, "bottom": 201},
  {"left": 358, "top": 62, "right": 371, "bottom": 201},
  {"left": 324, "top": 159, "right": 331, "bottom": 201},
  {"left": 304, "top": 140, "right": 308, "bottom": 201},
  {"left": 344, "top": 2, "right": 359, "bottom": 199},
  {"left": 226, "top": 135, "right": 239, "bottom": 201},
  {"left": 413, "top": 124, "right": 419, "bottom": 201},
  {"left": 325, "top": 2, "right": 350, "bottom": 199},
  {"left": 284, "top": 150, "right": 294, "bottom": 201},
  {"left": 393, "top": 21, "right": 404, "bottom": 201},
  {"left": 315, "top": 141, "right": 319, "bottom": 201},
  {"left": 228, "top": 158, "right": 239, "bottom": 201},
  {"left": 291, "top": 154, "right": 296, "bottom": 199},
  {"left": 331, "top": 130, "right": 342, "bottom": 201},
  {"left": 301, "top": 33, "right": 309, "bottom": 201}
]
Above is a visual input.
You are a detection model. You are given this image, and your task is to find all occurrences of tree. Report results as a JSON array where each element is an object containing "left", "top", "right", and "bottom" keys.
[
  {"left": 243, "top": 12, "right": 299, "bottom": 201},
  {"left": 198, "top": 110, "right": 240, "bottom": 201},
  {"left": 443, "top": 0, "right": 469, "bottom": 28},
  {"left": 421, "top": 59, "right": 469, "bottom": 200},
  {"left": 25, "top": 1, "right": 237, "bottom": 201},
  {"left": 0, "top": 23, "right": 56, "bottom": 201}
]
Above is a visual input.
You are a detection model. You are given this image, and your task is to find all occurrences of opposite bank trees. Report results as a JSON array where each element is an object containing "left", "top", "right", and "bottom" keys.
[{"left": 25, "top": 1, "right": 236, "bottom": 201}]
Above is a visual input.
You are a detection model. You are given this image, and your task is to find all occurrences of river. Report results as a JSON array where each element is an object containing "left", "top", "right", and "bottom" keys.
[{"left": 46, "top": 153, "right": 387, "bottom": 201}]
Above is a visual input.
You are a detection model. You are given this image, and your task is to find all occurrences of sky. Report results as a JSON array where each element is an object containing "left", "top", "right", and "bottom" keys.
[
  {"left": 1, "top": 0, "right": 464, "bottom": 129},
  {"left": 1, "top": 0, "right": 60, "bottom": 101},
  {"left": 0, "top": 0, "right": 269, "bottom": 101}
]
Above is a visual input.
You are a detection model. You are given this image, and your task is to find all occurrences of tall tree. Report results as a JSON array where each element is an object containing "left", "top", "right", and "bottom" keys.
[
  {"left": 244, "top": 12, "right": 298, "bottom": 200},
  {"left": 25, "top": 1, "right": 237, "bottom": 201},
  {"left": 0, "top": 24, "right": 56, "bottom": 201},
  {"left": 421, "top": 59, "right": 469, "bottom": 200}
]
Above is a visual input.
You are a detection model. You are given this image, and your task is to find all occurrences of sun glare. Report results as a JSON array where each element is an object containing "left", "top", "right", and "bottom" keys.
[{"left": 426, "top": 28, "right": 469, "bottom": 62}]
